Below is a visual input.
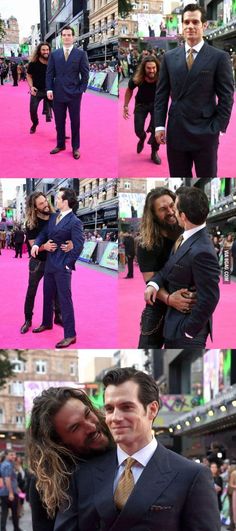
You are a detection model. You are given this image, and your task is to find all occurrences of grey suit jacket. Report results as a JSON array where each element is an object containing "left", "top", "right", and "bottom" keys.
[
  {"left": 54, "top": 443, "right": 220, "bottom": 531},
  {"left": 154, "top": 41, "right": 234, "bottom": 150}
]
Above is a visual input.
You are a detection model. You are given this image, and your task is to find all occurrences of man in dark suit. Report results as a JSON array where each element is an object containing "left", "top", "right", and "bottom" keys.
[
  {"left": 123, "top": 231, "right": 135, "bottom": 278},
  {"left": 144, "top": 187, "right": 220, "bottom": 348},
  {"left": 31, "top": 188, "right": 84, "bottom": 348},
  {"left": 154, "top": 3, "right": 234, "bottom": 177},
  {"left": 46, "top": 26, "right": 89, "bottom": 160},
  {"left": 54, "top": 368, "right": 220, "bottom": 531}
]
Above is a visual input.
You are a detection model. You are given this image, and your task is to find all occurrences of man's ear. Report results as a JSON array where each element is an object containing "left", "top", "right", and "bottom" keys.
[{"left": 148, "top": 401, "right": 159, "bottom": 420}]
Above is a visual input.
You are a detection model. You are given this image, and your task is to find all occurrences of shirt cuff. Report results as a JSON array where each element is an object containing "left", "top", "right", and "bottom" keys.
[
  {"left": 155, "top": 127, "right": 165, "bottom": 132},
  {"left": 185, "top": 332, "right": 193, "bottom": 338},
  {"left": 147, "top": 281, "right": 159, "bottom": 292}
]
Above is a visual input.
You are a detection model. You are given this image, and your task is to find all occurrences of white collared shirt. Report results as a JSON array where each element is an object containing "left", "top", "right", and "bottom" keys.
[
  {"left": 63, "top": 45, "right": 74, "bottom": 56},
  {"left": 113, "top": 437, "right": 157, "bottom": 491},
  {"left": 185, "top": 39, "right": 204, "bottom": 61},
  {"left": 57, "top": 208, "right": 72, "bottom": 221}
]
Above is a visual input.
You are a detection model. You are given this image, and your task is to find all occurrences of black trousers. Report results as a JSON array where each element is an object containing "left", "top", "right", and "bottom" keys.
[
  {"left": 24, "top": 258, "right": 61, "bottom": 321},
  {"left": 138, "top": 302, "right": 165, "bottom": 348},
  {"left": 53, "top": 94, "right": 82, "bottom": 150},
  {"left": 42, "top": 269, "right": 76, "bottom": 338},
  {"left": 30, "top": 91, "right": 53, "bottom": 126},
  {"left": 167, "top": 137, "right": 219, "bottom": 178},
  {"left": 0, "top": 494, "right": 20, "bottom": 531},
  {"left": 134, "top": 103, "right": 159, "bottom": 151},
  {"left": 126, "top": 256, "right": 134, "bottom": 278},
  {"left": 164, "top": 324, "right": 209, "bottom": 348},
  {"left": 14, "top": 243, "right": 23, "bottom": 257}
]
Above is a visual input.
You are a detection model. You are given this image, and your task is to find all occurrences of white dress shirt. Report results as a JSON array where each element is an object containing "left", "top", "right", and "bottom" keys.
[
  {"left": 113, "top": 437, "right": 157, "bottom": 491},
  {"left": 57, "top": 208, "right": 72, "bottom": 221}
]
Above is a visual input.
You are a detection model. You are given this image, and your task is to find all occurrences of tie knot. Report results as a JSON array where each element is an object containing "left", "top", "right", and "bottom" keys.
[{"left": 125, "top": 457, "right": 137, "bottom": 470}]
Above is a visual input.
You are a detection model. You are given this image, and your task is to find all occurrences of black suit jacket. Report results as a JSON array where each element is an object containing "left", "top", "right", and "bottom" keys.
[
  {"left": 35, "top": 212, "right": 84, "bottom": 273},
  {"left": 46, "top": 47, "right": 89, "bottom": 102},
  {"left": 154, "top": 42, "right": 234, "bottom": 150},
  {"left": 54, "top": 444, "right": 220, "bottom": 531},
  {"left": 151, "top": 228, "right": 220, "bottom": 340}
]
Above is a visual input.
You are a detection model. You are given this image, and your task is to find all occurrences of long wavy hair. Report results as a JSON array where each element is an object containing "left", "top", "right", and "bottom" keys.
[
  {"left": 26, "top": 387, "right": 114, "bottom": 518},
  {"left": 133, "top": 55, "right": 160, "bottom": 85},
  {"left": 139, "top": 188, "right": 176, "bottom": 250},
  {"left": 30, "top": 42, "right": 51, "bottom": 63},
  {"left": 25, "top": 192, "right": 54, "bottom": 230}
]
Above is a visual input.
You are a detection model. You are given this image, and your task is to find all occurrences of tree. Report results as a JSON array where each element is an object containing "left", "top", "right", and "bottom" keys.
[
  {"left": 0, "top": 17, "right": 6, "bottom": 40},
  {"left": 0, "top": 352, "right": 14, "bottom": 389},
  {"left": 119, "top": 0, "right": 133, "bottom": 18}
]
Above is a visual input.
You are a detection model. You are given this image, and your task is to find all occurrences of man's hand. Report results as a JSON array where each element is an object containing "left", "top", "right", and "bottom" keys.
[
  {"left": 8, "top": 492, "right": 14, "bottom": 502},
  {"left": 144, "top": 286, "right": 157, "bottom": 305},
  {"left": 155, "top": 131, "right": 166, "bottom": 144},
  {"left": 31, "top": 245, "right": 39, "bottom": 258},
  {"left": 123, "top": 106, "right": 130, "bottom": 119},
  {"left": 44, "top": 239, "right": 57, "bottom": 252},
  {"left": 47, "top": 90, "right": 53, "bottom": 100},
  {"left": 30, "top": 86, "right": 38, "bottom": 96},
  {"left": 168, "top": 289, "right": 197, "bottom": 313},
  {"left": 61, "top": 240, "right": 74, "bottom": 252}
]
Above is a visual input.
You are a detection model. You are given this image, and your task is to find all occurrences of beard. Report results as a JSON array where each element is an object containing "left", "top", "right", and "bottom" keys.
[{"left": 158, "top": 218, "right": 182, "bottom": 239}]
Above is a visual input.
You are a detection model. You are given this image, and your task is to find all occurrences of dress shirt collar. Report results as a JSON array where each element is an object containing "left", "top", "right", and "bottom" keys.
[
  {"left": 63, "top": 45, "right": 74, "bottom": 54},
  {"left": 182, "top": 222, "right": 206, "bottom": 243},
  {"left": 57, "top": 209, "right": 72, "bottom": 220},
  {"left": 185, "top": 39, "right": 205, "bottom": 54},
  {"left": 117, "top": 437, "right": 157, "bottom": 467}
]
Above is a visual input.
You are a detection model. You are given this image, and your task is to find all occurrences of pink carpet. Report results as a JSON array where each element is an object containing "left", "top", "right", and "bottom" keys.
[
  {"left": 118, "top": 88, "right": 236, "bottom": 178},
  {"left": 0, "top": 250, "right": 117, "bottom": 348},
  {"left": 118, "top": 263, "right": 235, "bottom": 348},
  {"left": 0, "top": 83, "right": 118, "bottom": 178}
]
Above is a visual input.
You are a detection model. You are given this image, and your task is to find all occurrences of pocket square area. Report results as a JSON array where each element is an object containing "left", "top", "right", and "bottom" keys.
[{"left": 150, "top": 505, "right": 173, "bottom": 512}]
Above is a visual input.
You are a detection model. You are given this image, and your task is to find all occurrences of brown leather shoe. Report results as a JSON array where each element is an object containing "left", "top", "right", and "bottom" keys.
[
  {"left": 20, "top": 320, "right": 32, "bottom": 334},
  {"left": 50, "top": 146, "right": 66, "bottom": 154},
  {"left": 32, "top": 325, "right": 53, "bottom": 333},
  {"left": 73, "top": 150, "right": 80, "bottom": 160},
  {"left": 55, "top": 336, "right": 76, "bottom": 348}
]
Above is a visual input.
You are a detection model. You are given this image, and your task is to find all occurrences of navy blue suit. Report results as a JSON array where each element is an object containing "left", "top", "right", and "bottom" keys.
[
  {"left": 54, "top": 444, "right": 220, "bottom": 531},
  {"left": 46, "top": 47, "right": 89, "bottom": 150},
  {"left": 154, "top": 42, "right": 234, "bottom": 177},
  {"left": 35, "top": 212, "right": 84, "bottom": 338},
  {"left": 151, "top": 227, "right": 220, "bottom": 347}
]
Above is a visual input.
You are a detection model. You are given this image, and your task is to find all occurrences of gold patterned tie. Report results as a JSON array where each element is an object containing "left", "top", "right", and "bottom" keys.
[
  {"left": 56, "top": 213, "right": 62, "bottom": 225},
  {"left": 114, "top": 457, "right": 137, "bottom": 510},
  {"left": 64, "top": 48, "right": 70, "bottom": 61},
  {"left": 187, "top": 48, "right": 194, "bottom": 70},
  {"left": 173, "top": 234, "right": 184, "bottom": 253}
]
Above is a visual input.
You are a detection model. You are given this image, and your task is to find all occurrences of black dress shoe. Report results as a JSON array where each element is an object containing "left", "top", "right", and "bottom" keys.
[
  {"left": 73, "top": 150, "right": 80, "bottom": 160},
  {"left": 32, "top": 325, "right": 53, "bottom": 333},
  {"left": 124, "top": 275, "right": 133, "bottom": 279},
  {"left": 54, "top": 315, "right": 63, "bottom": 326},
  {"left": 20, "top": 320, "right": 32, "bottom": 334},
  {"left": 137, "top": 135, "right": 146, "bottom": 154},
  {"left": 30, "top": 124, "right": 37, "bottom": 134},
  {"left": 151, "top": 151, "right": 161, "bottom": 164},
  {"left": 50, "top": 146, "right": 66, "bottom": 154},
  {"left": 55, "top": 337, "right": 76, "bottom": 348},
  {"left": 46, "top": 115, "right": 52, "bottom": 122}
]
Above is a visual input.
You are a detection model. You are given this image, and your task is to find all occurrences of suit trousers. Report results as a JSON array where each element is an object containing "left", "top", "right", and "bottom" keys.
[
  {"left": 54, "top": 94, "right": 82, "bottom": 150},
  {"left": 42, "top": 269, "right": 76, "bottom": 338},
  {"left": 14, "top": 243, "right": 23, "bottom": 258},
  {"left": 24, "top": 258, "right": 61, "bottom": 321},
  {"left": 164, "top": 324, "right": 209, "bottom": 348},
  {"left": 138, "top": 302, "right": 165, "bottom": 348},
  {"left": 167, "top": 137, "right": 219, "bottom": 178}
]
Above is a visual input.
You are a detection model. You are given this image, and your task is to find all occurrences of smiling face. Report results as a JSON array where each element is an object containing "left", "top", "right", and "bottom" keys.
[
  {"left": 53, "top": 398, "right": 109, "bottom": 454},
  {"left": 182, "top": 10, "right": 207, "bottom": 47},
  {"left": 153, "top": 194, "right": 177, "bottom": 227},
  {"left": 35, "top": 195, "right": 50, "bottom": 215},
  {"left": 61, "top": 29, "right": 74, "bottom": 47},
  {"left": 104, "top": 381, "right": 158, "bottom": 454}
]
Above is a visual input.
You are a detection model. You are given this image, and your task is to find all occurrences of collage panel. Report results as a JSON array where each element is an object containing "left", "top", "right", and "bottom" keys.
[
  {"left": 118, "top": 3, "right": 235, "bottom": 178},
  {"left": 0, "top": 348, "right": 235, "bottom": 531},
  {"left": 0, "top": 178, "right": 118, "bottom": 349},
  {"left": 0, "top": 0, "right": 118, "bottom": 179},
  {"left": 118, "top": 177, "right": 236, "bottom": 350}
]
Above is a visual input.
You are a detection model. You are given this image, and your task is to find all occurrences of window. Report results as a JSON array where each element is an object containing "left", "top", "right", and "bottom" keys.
[
  {"left": 0, "top": 408, "right": 4, "bottom": 423},
  {"left": 11, "top": 359, "right": 25, "bottom": 373},
  {"left": 16, "top": 416, "right": 24, "bottom": 426},
  {"left": 35, "top": 360, "right": 47, "bottom": 374},
  {"left": 142, "top": 3, "right": 149, "bottom": 10},
  {"left": 16, "top": 403, "right": 23, "bottom": 412},
  {"left": 70, "top": 363, "right": 76, "bottom": 376},
  {"left": 124, "top": 182, "right": 131, "bottom": 190},
  {"left": 10, "top": 381, "right": 24, "bottom": 396}
]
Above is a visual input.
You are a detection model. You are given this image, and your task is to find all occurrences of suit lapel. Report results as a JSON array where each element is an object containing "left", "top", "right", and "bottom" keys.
[
  {"left": 93, "top": 450, "right": 119, "bottom": 526},
  {"left": 51, "top": 212, "right": 73, "bottom": 233},
  {"left": 162, "top": 228, "right": 207, "bottom": 278},
  {"left": 109, "top": 444, "right": 178, "bottom": 531}
]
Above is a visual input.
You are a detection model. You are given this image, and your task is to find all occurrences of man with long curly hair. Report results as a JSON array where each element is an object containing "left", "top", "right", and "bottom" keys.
[
  {"left": 26, "top": 386, "right": 114, "bottom": 531},
  {"left": 123, "top": 55, "right": 161, "bottom": 164},
  {"left": 27, "top": 42, "right": 53, "bottom": 134}
]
